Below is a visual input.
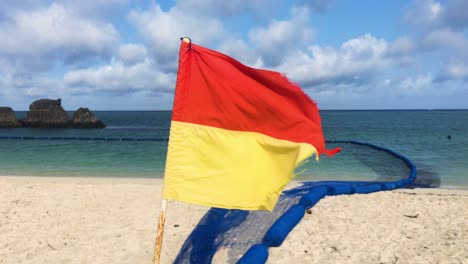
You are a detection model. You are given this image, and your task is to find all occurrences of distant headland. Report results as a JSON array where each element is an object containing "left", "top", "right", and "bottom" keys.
[{"left": 0, "top": 98, "right": 105, "bottom": 128}]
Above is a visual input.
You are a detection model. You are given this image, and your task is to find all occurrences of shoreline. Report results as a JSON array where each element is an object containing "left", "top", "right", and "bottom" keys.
[
  {"left": 2, "top": 174, "right": 468, "bottom": 191},
  {"left": 1, "top": 175, "right": 467, "bottom": 263}
]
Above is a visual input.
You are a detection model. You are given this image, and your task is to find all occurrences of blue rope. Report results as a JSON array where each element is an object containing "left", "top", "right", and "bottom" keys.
[
  {"left": 0, "top": 136, "right": 169, "bottom": 141},
  {"left": 237, "top": 140, "right": 417, "bottom": 263}
]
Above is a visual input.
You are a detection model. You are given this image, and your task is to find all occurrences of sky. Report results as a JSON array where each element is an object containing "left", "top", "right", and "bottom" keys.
[{"left": 0, "top": 0, "right": 467, "bottom": 110}]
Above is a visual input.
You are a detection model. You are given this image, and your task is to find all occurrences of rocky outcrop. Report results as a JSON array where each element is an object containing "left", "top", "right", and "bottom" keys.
[
  {"left": 72, "top": 108, "right": 105, "bottom": 128},
  {"left": 1, "top": 98, "right": 106, "bottom": 129},
  {"left": 21, "top": 99, "right": 69, "bottom": 128},
  {"left": 0, "top": 107, "right": 21, "bottom": 128}
]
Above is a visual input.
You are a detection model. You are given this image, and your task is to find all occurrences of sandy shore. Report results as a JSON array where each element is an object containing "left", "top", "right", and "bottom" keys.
[{"left": 1, "top": 176, "right": 467, "bottom": 264}]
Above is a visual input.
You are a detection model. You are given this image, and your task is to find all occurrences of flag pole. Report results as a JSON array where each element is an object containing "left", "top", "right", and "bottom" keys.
[
  {"left": 153, "top": 37, "right": 191, "bottom": 264},
  {"left": 153, "top": 198, "right": 167, "bottom": 264}
]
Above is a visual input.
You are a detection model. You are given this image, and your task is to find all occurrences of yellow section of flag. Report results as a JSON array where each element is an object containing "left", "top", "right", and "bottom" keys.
[{"left": 163, "top": 121, "right": 316, "bottom": 211}]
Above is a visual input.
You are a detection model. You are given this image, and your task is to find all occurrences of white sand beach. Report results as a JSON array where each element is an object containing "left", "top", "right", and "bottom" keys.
[{"left": 1, "top": 176, "right": 467, "bottom": 264}]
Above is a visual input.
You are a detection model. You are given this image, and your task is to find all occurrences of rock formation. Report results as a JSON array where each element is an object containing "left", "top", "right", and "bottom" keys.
[
  {"left": 0, "top": 98, "right": 106, "bottom": 129},
  {"left": 72, "top": 108, "right": 105, "bottom": 128},
  {"left": 21, "top": 99, "right": 69, "bottom": 128},
  {"left": 0, "top": 107, "right": 21, "bottom": 128}
]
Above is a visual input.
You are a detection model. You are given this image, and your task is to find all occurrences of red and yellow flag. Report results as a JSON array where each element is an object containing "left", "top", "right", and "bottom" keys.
[{"left": 163, "top": 40, "right": 339, "bottom": 211}]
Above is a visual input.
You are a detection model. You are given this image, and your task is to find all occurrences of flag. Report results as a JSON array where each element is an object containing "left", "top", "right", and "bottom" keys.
[{"left": 162, "top": 39, "right": 339, "bottom": 211}]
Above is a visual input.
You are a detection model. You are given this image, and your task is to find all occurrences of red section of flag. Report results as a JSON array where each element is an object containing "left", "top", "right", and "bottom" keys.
[{"left": 172, "top": 41, "right": 339, "bottom": 156}]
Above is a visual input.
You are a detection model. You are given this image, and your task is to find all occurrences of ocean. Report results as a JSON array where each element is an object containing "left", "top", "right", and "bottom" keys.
[{"left": 1, "top": 110, "right": 467, "bottom": 188}]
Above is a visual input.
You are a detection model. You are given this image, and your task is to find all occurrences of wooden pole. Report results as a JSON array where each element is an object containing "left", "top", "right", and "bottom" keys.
[
  {"left": 153, "top": 199, "right": 167, "bottom": 264},
  {"left": 153, "top": 37, "right": 190, "bottom": 264}
]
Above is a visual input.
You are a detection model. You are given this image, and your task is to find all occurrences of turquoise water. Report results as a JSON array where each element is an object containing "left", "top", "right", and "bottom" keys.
[{"left": 1, "top": 110, "right": 467, "bottom": 188}]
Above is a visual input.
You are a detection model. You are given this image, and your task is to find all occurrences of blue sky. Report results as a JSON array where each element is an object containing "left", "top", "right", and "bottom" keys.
[{"left": 0, "top": 0, "right": 467, "bottom": 110}]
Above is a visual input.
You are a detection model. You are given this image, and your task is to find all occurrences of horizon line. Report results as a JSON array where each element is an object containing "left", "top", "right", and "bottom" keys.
[{"left": 11, "top": 108, "right": 468, "bottom": 112}]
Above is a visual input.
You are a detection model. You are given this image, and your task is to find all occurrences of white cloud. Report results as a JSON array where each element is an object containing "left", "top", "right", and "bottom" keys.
[
  {"left": 436, "top": 62, "right": 468, "bottom": 82},
  {"left": 129, "top": 4, "right": 224, "bottom": 67},
  {"left": 446, "top": 63, "right": 468, "bottom": 79},
  {"left": 0, "top": 3, "right": 119, "bottom": 72},
  {"left": 299, "top": 0, "right": 333, "bottom": 13},
  {"left": 173, "top": 0, "right": 332, "bottom": 17},
  {"left": 428, "top": 1, "right": 442, "bottom": 20},
  {"left": 277, "top": 34, "right": 395, "bottom": 88},
  {"left": 0, "top": 73, "right": 64, "bottom": 100},
  {"left": 64, "top": 59, "right": 174, "bottom": 95},
  {"left": 249, "top": 7, "right": 313, "bottom": 67},
  {"left": 442, "top": 0, "right": 468, "bottom": 29},
  {"left": 0, "top": 0, "right": 44, "bottom": 14},
  {"left": 402, "top": 0, "right": 468, "bottom": 83},
  {"left": 217, "top": 38, "right": 261, "bottom": 67},
  {"left": 389, "top": 36, "right": 415, "bottom": 55},
  {"left": 117, "top": 44, "right": 148, "bottom": 65},
  {"left": 424, "top": 29, "right": 468, "bottom": 57},
  {"left": 404, "top": 0, "right": 468, "bottom": 38},
  {"left": 404, "top": 0, "right": 443, "bottom": 29},
  {"left": 173, "top": 0, "right": 287, "bottom": 17},
  {"left": 398, "top": 74, "right": 434, "bottom": 95},
  {"left": 406, "top": 0, "right": 468, "bottom": 30},
  {"left": 62, "top": 0, "right": 128, "bottom": 17}
]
